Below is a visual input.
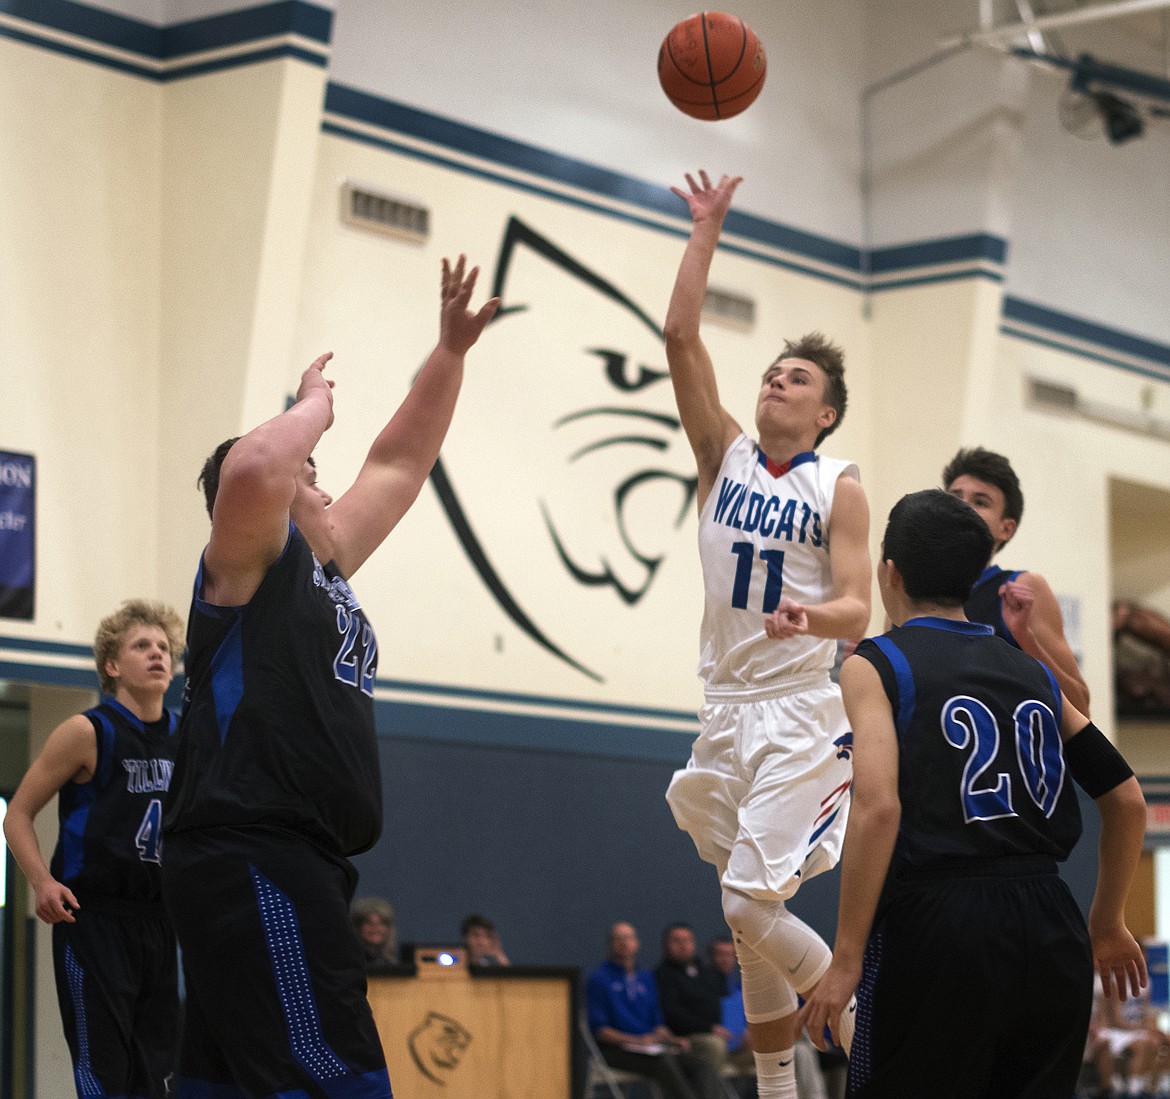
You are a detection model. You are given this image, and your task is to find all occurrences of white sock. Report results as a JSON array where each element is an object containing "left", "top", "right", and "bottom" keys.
[
  {"left": 838, "top": 995, "right": 856, "bottom": 1056},
  {"left": 753, "top": 1048, "right": 798, "bottom": 1099}
]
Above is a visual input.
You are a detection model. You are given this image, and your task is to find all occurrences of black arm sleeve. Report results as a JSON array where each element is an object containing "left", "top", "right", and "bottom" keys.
[{"left": 1064, "top": 721, "right": 1135, "bottom": 799}]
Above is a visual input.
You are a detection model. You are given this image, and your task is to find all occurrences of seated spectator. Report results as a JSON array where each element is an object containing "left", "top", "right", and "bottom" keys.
[
  {"left": 461, "top": 913, "right": 510, "bottom": 966},
  {"left": 655, "top": 923, "right": 730, "bottom": 1070},
  {"left": 1086, "top": 974, "right": 1165, "bottom": 1098},
  {"left": 351, "top": 896, "right": 398, "bottom": 974},
  {"left": 586, "top": 921, "right": 723, "bottom": 1099}
]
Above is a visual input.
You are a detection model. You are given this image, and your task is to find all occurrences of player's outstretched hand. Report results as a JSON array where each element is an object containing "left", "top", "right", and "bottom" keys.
[
  {"left": 1092, "top": 920, "right": 1148, "bottom": 1000},
  {"left": 999, "top": 579, "right": 1035, "bottom": 639},
  {"left": 295, "top": 352, "right": 336, "bottom": 430},
  {"left": 438, "top": 255, "right": 500, "bottom": 356},
  {"left": 765, "top": 597, "right": 808, "bottom": 640},
  {"left": 798, "top": 959, "right": 860, "bottom": 1052},
  {"left": 34, "top": 878, "right": 80, "bottom": 925},
  {"left": 670, "top": 170, "right": 743, "bottom": 228}
]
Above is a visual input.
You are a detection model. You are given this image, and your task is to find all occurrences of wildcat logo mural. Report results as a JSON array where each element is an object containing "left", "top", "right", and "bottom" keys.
[{"left": 430, "top": 217, "right": 697, "bottom": 682}]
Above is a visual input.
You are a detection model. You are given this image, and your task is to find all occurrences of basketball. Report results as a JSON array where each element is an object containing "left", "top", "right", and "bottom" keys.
[{"left": 658, "top": 12, "right": 767, "bottom": 121}]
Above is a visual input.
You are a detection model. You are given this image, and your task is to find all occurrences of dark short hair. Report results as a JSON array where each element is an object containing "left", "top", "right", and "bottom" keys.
[
  {"left": 883, "top": 490, "right": 994, "bottom": 605},
  {"left": 941, "top": 447, "right": 1024, "bottom": 526},
  {"left": 768, "top": 332, "right": 847, "bottom": 447},
  {"left": 198, "top": 438, "right": 314, "bottom": 518},
  {"left": 660, "top": 922, "right": 694, "bottom": 950},
  {"left": 197, "top": 437, "right": 240, "bottom": 519},
  {"left": 460, "top": 914, "right": 495, "bottom": 938}
]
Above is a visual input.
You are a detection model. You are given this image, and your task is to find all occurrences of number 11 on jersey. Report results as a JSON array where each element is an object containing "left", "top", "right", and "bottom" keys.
[{"left": 730, "top": 543, "right": 785, "bottom": 613}]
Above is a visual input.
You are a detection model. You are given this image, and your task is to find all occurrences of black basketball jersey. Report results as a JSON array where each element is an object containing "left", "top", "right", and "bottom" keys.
[
  {"left": 964, "top": 565, "right": 1023, "bottom": 646},
  {"left": 164, "top": 525, "right": 382, "bottom": 857},
  {"left": 49, "top": 700, "right": 178, "bottom": 908},
  {"left": 854, "top": 617, "right": 1082, "bottom": 867}
]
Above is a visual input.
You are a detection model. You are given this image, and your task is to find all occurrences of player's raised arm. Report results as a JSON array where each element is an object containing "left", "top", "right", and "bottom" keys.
[
  {"left": 799, "top": 654, "right": 901, "bottom": 1049},
  {"left": 664, "top": 171, "right": 744, "bottom": 505},
  {"left": 1002, "top": 574, "right": 1091, "bottom": 715},
  {"left": 1059, "top": 701, "right": 1147, "bottom": 999},
  {"left": 205, "top": 351, "right": 337, "bottom": 603},
  {"left": 2, "top": 714, "right": 96, "bottom": 924},
  {"left": 326, "top": 255, "right": 499, "bottom": 579}
]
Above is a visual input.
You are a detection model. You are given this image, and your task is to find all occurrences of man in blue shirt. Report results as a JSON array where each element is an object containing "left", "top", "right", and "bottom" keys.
[{"left": 587, "top": 922, "right": 723, "bottom": 1099}]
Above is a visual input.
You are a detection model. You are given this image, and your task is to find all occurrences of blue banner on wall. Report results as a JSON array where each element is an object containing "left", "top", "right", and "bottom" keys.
[{"left": 0, "top": 450, "right": 35, "bottom": 620}]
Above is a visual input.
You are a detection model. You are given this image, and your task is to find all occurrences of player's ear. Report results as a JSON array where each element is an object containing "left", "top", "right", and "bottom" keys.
[
  {"left": 817, "top": 405, "right": 837, "bottom": 430},
  {"left": 999, "top": 516, "right": 1018, "bottom": 545}
]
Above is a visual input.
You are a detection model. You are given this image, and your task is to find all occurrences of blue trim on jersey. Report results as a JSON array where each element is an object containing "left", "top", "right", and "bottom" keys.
[
  {"left": 64, "top": 943, "right": 104, "bottom": 1098},
  {"left": 210, "top": 617, "right": 245, "bottom": 746},
  {"left": 902, "top": 616, "right": 995, "bottom": 636},
  {"left": 60, "top": 710, "right": 113, "bottom": 882},
  {"left": 89, "top": 708, "right": 118, "bottom": 787},
  {"left": 60, "top": 788, "right": 96, "bottom": 882},
  {"left": 100, "top": 696, "right": 143, "bottom": 732},
  {"left": 250, "top": 867, "right": 351, "bottom": 1084},
  {"left": 809, "top": 806, "right": 842, "bottom": 846},
  {"left": 870, "top": 636, "right": 916, "bottom": 735}
]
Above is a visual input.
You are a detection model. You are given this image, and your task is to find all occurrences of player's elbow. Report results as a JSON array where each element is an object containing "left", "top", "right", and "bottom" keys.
[
  {"left": 1104, "top": 775, "right": 1146, "bottom": 821},
  {"left": 852, "top": 789, "right": 901, "bottom": 834},
  {"left": 843, "top": 598, "right": 871, "bottom": 643},
  {"left": 664, "top": 319, "right": 702, "bottom": 350}
]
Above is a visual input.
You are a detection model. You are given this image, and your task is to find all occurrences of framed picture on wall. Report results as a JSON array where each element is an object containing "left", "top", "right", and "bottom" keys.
[{"left": 0, "top": 450, "right": 35, "bottom": 620}]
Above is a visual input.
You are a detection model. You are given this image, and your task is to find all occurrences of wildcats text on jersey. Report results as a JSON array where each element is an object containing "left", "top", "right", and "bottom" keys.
[{"left": 710, "top": 476, "right": 824, "bottom": 546}]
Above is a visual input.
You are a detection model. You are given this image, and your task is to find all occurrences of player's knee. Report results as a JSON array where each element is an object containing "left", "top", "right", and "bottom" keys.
[{"left": 721, "top": 885, "right": 771, "bottom": 944}]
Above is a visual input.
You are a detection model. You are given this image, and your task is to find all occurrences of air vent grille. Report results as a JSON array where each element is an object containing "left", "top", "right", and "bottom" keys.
[
  {"left": 1028, "top": 377, "right": 1079, "bottom": 411},
  {"left": 703, "top": 287, "right": 756, "bottom": 330},
  {"left": 341, "top": 182, "right": 429, "bottom": 243}
]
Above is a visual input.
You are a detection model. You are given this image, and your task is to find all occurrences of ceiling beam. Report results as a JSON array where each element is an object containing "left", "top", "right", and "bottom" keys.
[{"left": 941, "top": 0, "right": 1170, "bottom": 49}]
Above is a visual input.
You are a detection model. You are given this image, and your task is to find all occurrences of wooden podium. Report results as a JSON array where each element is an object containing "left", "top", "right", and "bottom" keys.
[{"left": 366, "top": 952, "right": 578, "bottom": 1099}]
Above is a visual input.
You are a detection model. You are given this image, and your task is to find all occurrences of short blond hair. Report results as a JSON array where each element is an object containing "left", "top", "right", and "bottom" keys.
[{"left": 93, "top": 600, "right": 185, "bottom": 694}]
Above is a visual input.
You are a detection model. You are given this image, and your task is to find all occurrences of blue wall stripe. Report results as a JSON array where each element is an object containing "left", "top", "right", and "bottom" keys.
[
  {"left": 321, "top": 120, "right": 866, "bottom": 291},
  {"left": 163, "top": 43, "right": 327, "bottom": 80},
  {"left": 0, "top": 0, "right": 161, "bottom": 55},
  {"left": 0, "top": 21, "right": 160, "bottom": 80},
  {"left": 1001, "top": 325, "right": 1170, "bottom": 384},
  {"left": 868, "top": 233, "right": 1008, "bottom": 273},
  {"left": 0, "top": 661, "right": 97, "bottom": 690},
  {"left": 1004, "top": 296, "right": 1170, "bottom": 370},
  {"left": 0, "top": 635, "right": 91, "bottom": 657},
  {"left": 325, "top": 83, "right": 862, "bottom": 274},
  {"left": 871, "top": 268, "right": 1004, "bottom": 293},
  {"left": 375, "top": 698, "right": 694, "bottom": 765},
  {"left": 0, "top": 0, "right": 331, "bottom": 58},
  {"left": 376, "top": 677, "right": 697, "bottom": 725},
  {"left": 166, "top": 1, "right": 332, "bottom": 59}
]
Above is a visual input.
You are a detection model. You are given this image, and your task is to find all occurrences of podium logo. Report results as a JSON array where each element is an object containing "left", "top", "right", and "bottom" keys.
[{"left": 408, "top": 1012, "right": 473, "bottom": 1084}]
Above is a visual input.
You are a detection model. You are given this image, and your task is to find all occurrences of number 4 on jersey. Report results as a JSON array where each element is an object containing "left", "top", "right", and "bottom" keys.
[{"left": 135, "top": 798, "right": 163, "bottom": 863}]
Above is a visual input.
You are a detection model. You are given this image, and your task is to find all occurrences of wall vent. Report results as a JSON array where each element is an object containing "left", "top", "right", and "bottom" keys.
[
  {"left": 702, "top": 287, "right": 756, "bottom": 330},
  {"left": 1028, "top": 375, "right": 1170, "bottom": 442},
  {"left": 1027, "top": 377, "right": 1079, "bottom": 412},
  {"left": 341, "top": 182, "right": 430, "bottom": 243}
]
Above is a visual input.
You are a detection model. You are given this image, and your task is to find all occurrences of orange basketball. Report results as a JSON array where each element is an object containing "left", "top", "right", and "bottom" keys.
[{"left": 658, "top": 12, "right": 767, "bottom": 121}]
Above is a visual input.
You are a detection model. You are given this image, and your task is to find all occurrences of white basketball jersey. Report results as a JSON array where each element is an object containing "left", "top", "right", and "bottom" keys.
[{"left": 697, "top": 434, "right": 858, "bottom": 691}]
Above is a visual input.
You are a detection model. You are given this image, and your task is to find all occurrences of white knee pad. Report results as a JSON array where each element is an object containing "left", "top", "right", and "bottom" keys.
[
  {"left": 722, "top": 888, "right": 831, "bottom": 999},
  {"left": 734, "top": 934, "right": 799, "bottom": 1023}
]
